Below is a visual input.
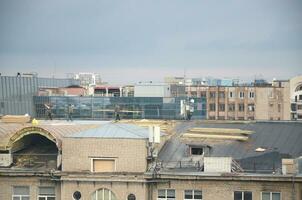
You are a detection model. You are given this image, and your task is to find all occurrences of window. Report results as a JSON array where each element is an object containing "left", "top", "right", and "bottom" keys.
[
  {"left": 92, "top": 158, "right": 115, "bottom": 172},
  {"left": 158, "top": 189, "right": 175, "bottom": 200},
  {"left": 278, "top": 104, "right": 281, "bottom": 112},
  {"left": 238, "top": 104, "right": 245, "bottom": 112},
  {"left": 209, "top": 104, "right": 216, "bottom": 111},
  {"left": 219, "top": 92, "right": 225, "bottom": 98},
  {"left": 128, "top": 194, "right": 136, "bottom": 200},
  {"left": 249, "top": 92, "right": 255, "bottom": 98},
  {"left": 229, "top": 91, "right": 233, "bottom": 98},
  {"left": 12, "top": 186, "right": 30, "bottom": 200},
  {"left": 228, "top": 104, "right": 235, "bottom": 111},
  {"left": 239, "top": 91, "right": 245, "bottom": 99},
  {"left": 184, "top": 190, "right": 202, "bottom": 200},
  {"left": 299, "top": 95, "right": 302, "bottom": 100},
  {"left": 38, "top": 187, "right": 55, "bottom": 200},
  {"left": 209, "top": 92, "right": 216, "bottom": 98},
  {"left": 298, "top": 105, "right": 302, "bottom": 110},
  {"left": 248, "top": 104, "right": 255, "bottom": 112},
  {"left": 261, "top": 192, "right": 281, "bottom": 200},
  {"left": 234, "top": 191, "right": 252, "bottom": 200},
  {"left": 91, "top": 188, "right": 117, "bottom": 200},
  {"left": 219, "top": 104, "right": 225, "bottom": 111},
  {"left": 190, "top": 147, "right": 203, "bottom": 155}
]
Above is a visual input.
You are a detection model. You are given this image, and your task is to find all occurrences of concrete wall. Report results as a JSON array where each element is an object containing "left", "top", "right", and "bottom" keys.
[
  {"left": 255, "top": 87, "right": 286, "bottom": 120},
  {"left": 0, "top": 176, "right": 60, "bottom": 200},
  {"left": 153, "top": 179, "right": 302, "bottom": 200},
  {"left": 62, "top": 138, "right": 148, "bottom": 172}
]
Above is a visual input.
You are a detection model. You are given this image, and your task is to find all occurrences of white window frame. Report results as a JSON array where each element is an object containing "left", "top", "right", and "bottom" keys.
[
  {"left": 234, "top": 191, "right": 252, "bottom": 200},
  {"left": 37, "top": 195, "right": 56, "bottom": 200},
  {"left": 12, "top": 186, "right": 30, "bottom": 200},
  {"left": 239, "top": 91, "right": 245, "bottom": 99},
  {"left": 90, "top": 157, "right": 117, "bottom": 172},
  {"left": 184, "top": 190, "right": 202, "bottom": 200},
  {"left": 92, "top": 188, "right": 116, "bottom": 200},
  {"left": 37, "top": 187, "right": 56, "bottom": 200},
  {"left": 249, "top": 91, "right": 255, "bottom": 98},
  {"left": 229, "top": 91, "right": 233, "bottom": 98},
  {"left": 261, "top": 192, "right": 281, "bottom": 200},
  {"left": 157, "top": 189, "right": 175, "bottom": 200},
  {"left": 12, "top": 195, "right": 30, "bottom": 200}
]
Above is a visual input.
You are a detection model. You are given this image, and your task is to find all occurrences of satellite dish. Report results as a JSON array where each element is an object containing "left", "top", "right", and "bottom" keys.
[{"left": 73, "top": 191, "right": 81, "bottom": 200}]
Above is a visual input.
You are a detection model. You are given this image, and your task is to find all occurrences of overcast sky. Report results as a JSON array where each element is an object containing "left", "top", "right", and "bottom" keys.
[{"left": 0, "top": 0, "right": 301, "bottom": 84}]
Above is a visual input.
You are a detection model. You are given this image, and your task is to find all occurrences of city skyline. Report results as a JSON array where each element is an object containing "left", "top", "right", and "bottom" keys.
[{"left": 1, "top": 0, "right": 302, "bottom": 84}]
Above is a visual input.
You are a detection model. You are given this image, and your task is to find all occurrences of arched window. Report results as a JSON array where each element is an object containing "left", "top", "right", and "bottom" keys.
[
  {"left": 128, "top": 194, "right": 136, "bottom": 200},
  {"left": 91, "top": 188, "right": 117, "bottom": 200},
  {"left": 295, "top": 84, "right": 302, "bottom": 92}
]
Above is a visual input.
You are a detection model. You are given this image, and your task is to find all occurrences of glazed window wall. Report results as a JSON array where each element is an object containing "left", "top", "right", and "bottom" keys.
[{"left": 34, "top": 96, "right": 206, "bottom": 120}]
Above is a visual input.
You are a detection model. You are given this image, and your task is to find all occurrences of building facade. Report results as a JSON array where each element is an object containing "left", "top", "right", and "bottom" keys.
[
  {"left": 0, "top": 120, "right": 302, "bottom": 200},
  {"left": 186, "top": 76, "right": 302, "bottom": 121}
]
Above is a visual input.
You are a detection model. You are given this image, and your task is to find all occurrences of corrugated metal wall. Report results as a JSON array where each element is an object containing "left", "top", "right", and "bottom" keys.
[
  {"left": 0, "top": 76, "right": 81, "bottom": 116},
  {"left": 0, "top": 76, "right": 38, "bottom": 116},
  {"left": 38, "top": 78, "right": 80, "bottom": 88}
]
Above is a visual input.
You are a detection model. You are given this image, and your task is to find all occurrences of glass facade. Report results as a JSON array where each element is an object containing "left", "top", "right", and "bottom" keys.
[{"left": 34, "top": 96, "right": 206, "bottom": 120}]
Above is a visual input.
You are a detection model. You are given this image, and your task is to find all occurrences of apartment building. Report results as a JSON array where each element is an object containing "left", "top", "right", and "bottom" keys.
[
  {"left": 186, "top": 75, "right": 302, "bottom": 121},
  {"left": 0, "top": 119, "right": 302, "bottom": 200}
]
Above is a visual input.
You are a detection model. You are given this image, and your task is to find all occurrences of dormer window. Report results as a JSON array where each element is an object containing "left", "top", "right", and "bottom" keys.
[{"left": 190, "top": 146, "right": 204, "bottom": 156}]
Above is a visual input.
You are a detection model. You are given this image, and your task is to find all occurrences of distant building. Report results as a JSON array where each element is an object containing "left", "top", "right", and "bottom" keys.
[
  {"left": 164, "top": 76, "right": 185, "bottom": 85},
  {"left": 72, "top": 72, "right": 102, "bottom": 87},
  {"left": 0, "top": 74, "right": 80, "bottom": 116},
  {"left": 186, "top": 75, "right": 302, "bottom": 121},
  {"left": 134, "top": 83, "right": 172, "bottom": 97}
]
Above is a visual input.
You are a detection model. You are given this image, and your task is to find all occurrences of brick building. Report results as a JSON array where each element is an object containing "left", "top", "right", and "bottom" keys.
[
  {"left": 186, "top": 75, "right": 302, "bottom": 121},
  {"left": 0, "top": 120, "right": 302, "bottom": 200}
]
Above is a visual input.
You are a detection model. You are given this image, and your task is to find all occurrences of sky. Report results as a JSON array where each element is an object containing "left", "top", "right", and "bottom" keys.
[{"left": 0, "top": 0, "right": 301, "bottom": 84}]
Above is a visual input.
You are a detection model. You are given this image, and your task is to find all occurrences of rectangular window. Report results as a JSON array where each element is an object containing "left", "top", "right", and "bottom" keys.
[
  {"left": 157, "top": 189, "right": 175, "bottom": 200},
  {"left": 210, "top": 92, "right": 216, "bottom": 98},
  {"left": 92, "top": 159, "right": 115, "bottom": 172},
  {"left": 219, "top": 92, "right": 225, "bottom": 98},
  {"left": 12, "top": 186, "right": 30, "bottom": 200},
  {"left": 249, "top": 92, "right": 255, "bottom": 98},
  {"left": 278, "top": 104, "right": 281, "bottom": 112},
  {"left": 38, "top": 187, "right": 55, "bottom": 200},
  {"left": 229, "top": 91, "right": 233, "bottom": 98},
  {"left": 234, "top": 191, "right": 252, "bottom": 200},
  {"left": 299, "top": 95, "right": 302, "bottom": 100},
  {"left": 238, "top": 104, "right": 245, "bottom": 112},
  {"left": 248, "top": 104, "right": 255, "bottom": 112},
  {"left": 228, "top": 104, "right": 235, "bottom": 111},
  {"left": 209, "top": 104, "right": 216, "bottom": 111},
  {"left": 239, "top": 91, "right": 245, "bottom": 99},
  {"left": 261, "top": 192, "right": 281, "bottom": 200},
  {"left": 219, "top": 104, "right": 225, "bottom": 111},
  {"left": 190, "top": 147, "right": 203, "bottom": 155},
  {"left": 185, "top": 190, "right": 202, "bottom": 200}
]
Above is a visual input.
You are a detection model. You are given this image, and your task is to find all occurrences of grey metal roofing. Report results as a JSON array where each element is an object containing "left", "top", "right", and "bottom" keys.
[
  {"left": 71, "top": 122, "right": 150, "bottom": 139},
  {"left": 158, "top": 121, "right": 302, "bottom": 173}
]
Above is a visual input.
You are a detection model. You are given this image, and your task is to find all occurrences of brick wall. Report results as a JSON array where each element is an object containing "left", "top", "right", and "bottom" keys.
[{"left": 62, "top": 137, "right": 148, "bottom": 172}]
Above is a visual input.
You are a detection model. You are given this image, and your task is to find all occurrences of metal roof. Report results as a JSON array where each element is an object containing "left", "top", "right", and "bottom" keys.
[
  {"left": 158, "top": 121, "right": 302, "bottom": 173},
  {"left": 71, "top": 122, "right": 150, "bottom": 139},
  {"left": 0, "top": 120, "right": 105, "bottom": 150}
]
